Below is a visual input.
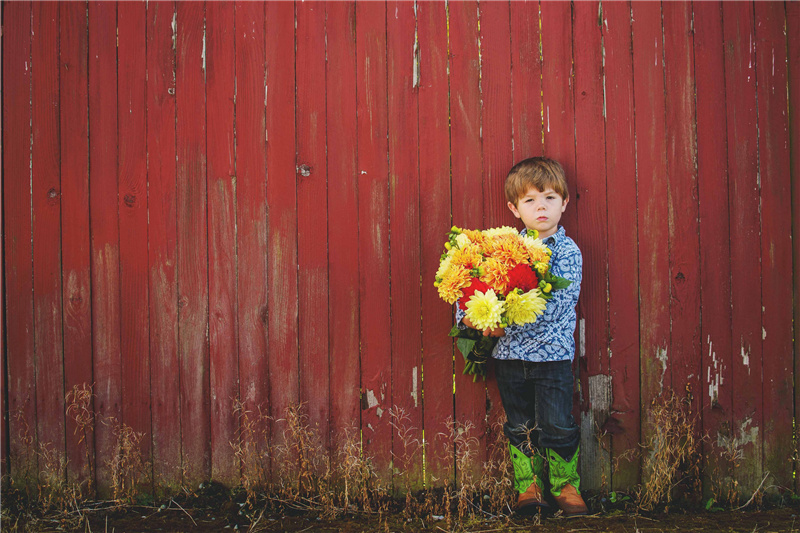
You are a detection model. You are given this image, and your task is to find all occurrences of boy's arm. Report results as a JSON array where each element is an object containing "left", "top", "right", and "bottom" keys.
[{"left": 502, "top": 248, "right": 582, "bottom": 338}]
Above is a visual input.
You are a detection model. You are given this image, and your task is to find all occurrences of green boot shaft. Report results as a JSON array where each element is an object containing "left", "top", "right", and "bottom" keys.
[
  {"left": 509, "top": 443, "right": 545, "bottom": 494},
  {"left": 546, "top": 446, "right": 581, "bottom": 497}
]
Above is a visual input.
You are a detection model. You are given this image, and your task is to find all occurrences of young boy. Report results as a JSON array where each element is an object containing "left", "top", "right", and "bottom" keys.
[{"left": 457, "top": 157, "right": 587, "bottom": 516}]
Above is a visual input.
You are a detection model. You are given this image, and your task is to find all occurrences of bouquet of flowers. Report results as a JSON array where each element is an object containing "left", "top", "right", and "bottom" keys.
[{"left": 434, "top": 225, "right": 572, "bottom": 380}]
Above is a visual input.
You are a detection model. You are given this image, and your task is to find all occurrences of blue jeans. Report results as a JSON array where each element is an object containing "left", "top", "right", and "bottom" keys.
[{"left": 495, "top": 358, "right": 579, "bottom": 459}]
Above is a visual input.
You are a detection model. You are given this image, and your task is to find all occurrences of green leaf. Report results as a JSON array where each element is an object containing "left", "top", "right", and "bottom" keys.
[
  {"left": 449, "top": 325, "right": 462, "bottom": 337},
  {"left": 457, "top": 337, "right": 477, "bottom": 360},
  {"left": 547, "top": 276, "right": 573, "bottom": 291}
]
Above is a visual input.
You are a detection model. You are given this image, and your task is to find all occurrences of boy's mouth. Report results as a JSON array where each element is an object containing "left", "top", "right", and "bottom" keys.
[{"left": 537, "top": 216, "right": 548, "bottom": 221}]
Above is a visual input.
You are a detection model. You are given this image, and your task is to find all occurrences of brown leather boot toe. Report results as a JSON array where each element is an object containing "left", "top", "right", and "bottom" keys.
[
  {"left": 514, "top": 480, "right": 550, "bottom": 515},
  {"left": 552, "top": 484, "right": 588, "bottom": 517}
]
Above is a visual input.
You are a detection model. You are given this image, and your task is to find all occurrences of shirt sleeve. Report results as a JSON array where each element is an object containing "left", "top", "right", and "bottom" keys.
[
  {"left": 503, "top": 247, "right": 582, "bottom": 338},
  {"left": 455, "top": 302, "right": 468, "bottom": 330}
]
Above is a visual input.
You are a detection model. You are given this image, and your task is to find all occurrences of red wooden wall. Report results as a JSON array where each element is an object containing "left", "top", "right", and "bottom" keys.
[{"left": 2, "top": 0, "right": 799, "bottom": 497}]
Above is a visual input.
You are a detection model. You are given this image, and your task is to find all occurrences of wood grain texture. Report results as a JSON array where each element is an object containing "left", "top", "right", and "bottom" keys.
[
  {"left": 118, "top": 4, "right": 152, "bottom": 486},
  {"left": 417, "top": 0, "right": 454, "bottom": 487},
  {"left": 206, "top": 0, "right": 239, "bottom": 485},
  {"left": 176, "top": 1, "right": 210, "bottom": 484},
  {"left": 326, "top": 0, "right": 360, "bottom": 459},
  {"left": 88, "top": 1, "right": 122, "bottom": 496},
  {"left": 59, "top": 0, "right": 93, "bottom": 486},
  {"left": 356, "top": 0, "right": 392, "bottom": 482},
  {"left": 602, "top": 0, "right": 640, "bottom": 489},
  {"left": 387, "top": 0, "right": 423, "bottom": 491},
  {"left": 32, "top": 0, "right": 66, "bottom": 477},
  {"left": 693, "top": 0, "right": 734, "bottom": 499},
  {"left": 754, "top": 0, "right": 793, "bottom": 491},
  {"left": 722, "top": 0, "right": 764, "bottom": 494},
  {"left": 146, "top": 0, "right": 181, "bottom": 493},
  {"left": 4, "top": 0, "right": 37, "bottom": 480},
  {"left": 573, "top": 0, "right": 610, "bottom": 492},
  {"left": 296, "top": 0, "right": 331, "bottom": 457}
]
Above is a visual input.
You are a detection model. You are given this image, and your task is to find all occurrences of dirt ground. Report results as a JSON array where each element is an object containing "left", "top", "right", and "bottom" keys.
[{"left": 4, "top": 502, "right": 798, "bottom": 533}]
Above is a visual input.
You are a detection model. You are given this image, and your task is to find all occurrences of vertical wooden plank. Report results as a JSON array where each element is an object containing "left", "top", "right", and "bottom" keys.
[
  {"left": 510, "top": 0, "right": 543, "bottom": 159},
  {"left": 448, "top": 0, "right": 487, "bottom": 475},
  {"left": 265, "top": 1, "right": 297, "bottom": 449},
  {"left": 235, "top": 0, "right": 268, "bottom": 465},
  {"left": 176, "top": 0, "right": 210, "bottom": 484},
  {"left": 478, "top": 0, "right": 514, "bottom": 473},
  {"left": 540, "top": 1, "right": 577, "bottom": 233},
  {"left": 118, "top": 2, "right": 152, "bottom": 481},
  {"left": 326, "top": 0, "right": 359, "bottom": 457},
  {"left": 754, "top": 0, "right": 793, "bottom": 491},
  {"left": 663, "top": 1, "right": 701, "bottom": 414},
  {"left": 4, "top": 0, "right": 36, "bottom": 480},
  {"left": 573, "top": 0, "right": 610, "bottom": 492},
  {"left": 32, "top": 0, "right": 66, "bottom": 475},
  {"left": 88, "top": 0, "right": 121, "bottom": 496},
  {"left": 206, "top": 0, "right": 238, "bottom": 485},
  {"left": 387, "top": 0, "right": 423, "bottom": 491},
  {"left": 789, "top": 0, "right": 800, "bottom": 497},
  {"left": 602, "top": 0, "right": 640, "bottom": 490},
  {"left": 417, "top": 0, "right": 453, "bottom": 487},
  {"left": 722, "top": 0, "right": 763, "bottom": 495},
  {"left": 694, "top": 0, "right": 734, "bottom": 499},
  {"left": 356, "top": 0, "right": 392, "bottom": 481},
  {"left": 0, "top": 0, "right": 5, "bottom": 473},
  {"left": 60, "top": 0, "right": 93, "bottom": 486},
  {"left": 147, "top": 0, "right": 181, "bottom": 491},
  {"left": 631, "top": 1, "right": 670, "bottom": 480},
  {"left": 296, "top": 0, "right": 330, "bottom": 455}
]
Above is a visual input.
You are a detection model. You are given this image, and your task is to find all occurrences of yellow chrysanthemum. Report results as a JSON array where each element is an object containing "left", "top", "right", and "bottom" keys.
[
  {"left": 449, "top": 247, "right": 483, "bottom": 270},
  {"left": 483, "top": 226, "right": 519, "bottom": 238},
  {"left": 505, "top": 289, "right": 547, "bottom": 325},
  {"left": 522, "top": 235, "right": 552, "bottom": 264},
  {"left": 465, "top": 289, "right": 504, "bottom": 331},
  {"left": 437, "top": 265, "right": 471, "bottom": 304},
  {"left": 490, "top": 238, "right": 528, "bottom": 268},
  {"left": 479, "top": 257, "right": 511, "bottom": 295},
  {"left": 533, "top": 261, "right": 549, "bottom": 275}
]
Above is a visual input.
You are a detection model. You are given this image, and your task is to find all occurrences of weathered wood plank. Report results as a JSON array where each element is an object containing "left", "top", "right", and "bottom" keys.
[
  {"left": 32, "top": 0, "right": 66, "bottom": 479},
  {"left": 602, "top": 0, "right": 640, "bottom": 490},
  {"left": 722, "top": 0, "right": 764, "bottom": 496},
  {"left": 4, "top": 0, "right": 37, "bottom": 481},
  {"left": 754, "top": 0, "right": 793, "bottom": 492},
  {"left": 176, "top": 0, "right": 211, "bottom": 484},
  {"left": 693, "top": 0, "right": 734, "bottom": 501},
  {"left": 417, "top": 0, "right": 454, "bottom": 487},
  {"left": 146, "top": 0, "right": 181, "bottom": 492},
  {"left": 206, "top": 0, "right": 239, "bottom": 486},
  {"left": 387, "top": 0, "right": 423, "bottom": 492},
  {"left": 296, "top": 0, "right": 331, "bottom": 458},
  {"left": 356, "top": 0, "right": 392, "bottom": 482},
  {"left": 59, "top": 0, "right": 93, "bottom": 487},
  {"left": 573, "top": 0, "right": 611, "bottom": 492},
  {"left": 510, "top": 1, "right": 543, "bottom": 159}
]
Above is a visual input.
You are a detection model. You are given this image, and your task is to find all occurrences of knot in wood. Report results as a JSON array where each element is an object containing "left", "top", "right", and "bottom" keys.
[
  {"left": 297, "top": 164, "right": 311, "bottom": 177},
  {"left": 47, "top": 187, "right": 60, "bottom": 200},
  {"left": 124, "top": 194, "right": 136, "bottom": 207}
]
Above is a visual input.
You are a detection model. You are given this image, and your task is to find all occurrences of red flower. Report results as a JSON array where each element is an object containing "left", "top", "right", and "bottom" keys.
[
  {"left": 507, "top": 264, "right": 539, "bottom": 293},
  {"left": 458, "top": 278, "right": 491, "bottom": 311}
]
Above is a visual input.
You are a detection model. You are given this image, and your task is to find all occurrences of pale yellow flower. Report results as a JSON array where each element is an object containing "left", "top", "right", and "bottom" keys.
[
  {"left": 505, "top": 289, "right": 547, "bottom": 325},
  {"left": 522, "top": 235, "right": 552, "bottom": 264},
  {"left": 465, "top": 289, "right": 504, "bottom": 331},
  {"left": 436, "top": 255, "right": 454, "bottom": 280},
  {"left": 483, "top": 226, "right": 519, "bottom": 238},
  {"left": 455, "top": 233, "right": 472, "bottom": 249}
]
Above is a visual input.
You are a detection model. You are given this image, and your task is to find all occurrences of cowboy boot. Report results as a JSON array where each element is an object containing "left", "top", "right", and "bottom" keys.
[
  {"left": 546, "top": 446, "right": 588, "bottom": 517},
  {"left": 509, "top": 443, "right": 549, "bottom": 514}
]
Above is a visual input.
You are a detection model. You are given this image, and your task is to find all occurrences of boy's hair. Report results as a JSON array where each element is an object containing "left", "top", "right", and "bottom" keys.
[{"left": 504, "top": 157, "right": 569, "bottom": 204}]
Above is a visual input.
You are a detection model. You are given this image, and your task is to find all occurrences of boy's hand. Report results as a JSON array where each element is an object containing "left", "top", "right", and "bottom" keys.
[
  {"left": 462, "top": 316, "right": 505, "bottom": 337},
  {"left": 483, "top": 326, "right": 505, "bottom": 338}
]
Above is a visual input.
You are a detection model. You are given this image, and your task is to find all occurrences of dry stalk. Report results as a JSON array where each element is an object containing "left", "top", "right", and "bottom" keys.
[
  {"left": 388, "top": 407, "right": 423, "bottom": 517},
  {"left": 66, "top": 383, "right": 97, "bottom": 498},
  {"left": 103, "top": 417, "right": 150, "bottom": 504},
  {"left": 231, "top": 398, "right": 271, "bottom": 502},
  {"left": 636, "top": 390, "right": 701, "bottom": 511}
]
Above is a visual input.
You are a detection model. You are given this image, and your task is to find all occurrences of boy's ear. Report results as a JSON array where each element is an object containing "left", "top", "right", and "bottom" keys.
[
  {"left": 507, "top": 201, "right": 521, "bottom": 218},
  {"left": 561, "top": 196, "right": 569, "bottom": 212}
]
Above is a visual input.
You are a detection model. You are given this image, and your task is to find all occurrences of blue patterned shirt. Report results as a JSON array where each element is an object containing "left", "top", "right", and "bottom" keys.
[{"left": 455, "top": 226, "right": 582, "bottom": 362}]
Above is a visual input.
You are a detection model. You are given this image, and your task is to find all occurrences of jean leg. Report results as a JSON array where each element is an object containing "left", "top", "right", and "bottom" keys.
[
  {"left": 533, "top": 360, "right": 580, "bottom": 456},
  {"left": 494, "top": 359, "right": 539, "bottom": 455}
]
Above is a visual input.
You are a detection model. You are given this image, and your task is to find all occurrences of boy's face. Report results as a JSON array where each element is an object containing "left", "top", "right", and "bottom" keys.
[{"left": 507, "top": 187, "right": 568, "bottom": 239}]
